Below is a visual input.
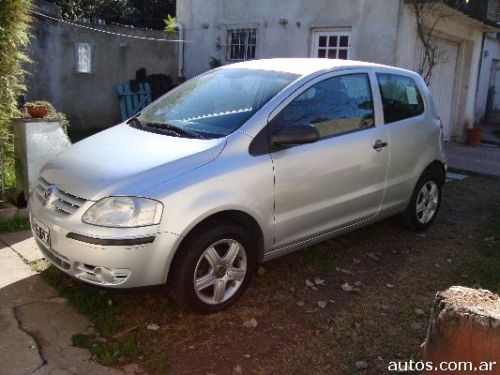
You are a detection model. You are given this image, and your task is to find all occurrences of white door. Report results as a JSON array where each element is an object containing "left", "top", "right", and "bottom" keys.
[{"left": 417, "top": 38, "right": 459, "bottom": 140}]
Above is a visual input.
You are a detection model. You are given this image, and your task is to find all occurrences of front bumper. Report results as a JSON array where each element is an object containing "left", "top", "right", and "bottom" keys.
[{"left": 29, "top": 192, "right": 180, "bottom": 288}]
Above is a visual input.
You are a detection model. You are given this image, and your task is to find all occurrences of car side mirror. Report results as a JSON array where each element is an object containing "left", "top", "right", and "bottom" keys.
[{"left": 271, "top": 124, "right": 320, "bottom": 146}]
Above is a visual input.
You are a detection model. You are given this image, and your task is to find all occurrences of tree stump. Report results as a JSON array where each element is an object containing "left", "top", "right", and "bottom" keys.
[{"left": 423, "top": 286, "right": 500, "bottom": 374}]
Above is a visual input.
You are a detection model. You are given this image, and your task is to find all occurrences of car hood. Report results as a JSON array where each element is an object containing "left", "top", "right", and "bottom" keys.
[{"left": 40, "top": 124, "right": 226, "bottom": 200}]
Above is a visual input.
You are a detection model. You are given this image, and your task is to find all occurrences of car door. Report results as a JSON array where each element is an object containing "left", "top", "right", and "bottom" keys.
[
  {"left": 375, "top": 72, "right": 433, "bottom": 212},
  {"left": 269, "top": 70, "right": 390, "bottom": 248}
]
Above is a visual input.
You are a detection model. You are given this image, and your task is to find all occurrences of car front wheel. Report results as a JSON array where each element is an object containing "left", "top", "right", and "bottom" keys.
[{"left": 169, "top": 221, "right": 256, "bottom": 314}]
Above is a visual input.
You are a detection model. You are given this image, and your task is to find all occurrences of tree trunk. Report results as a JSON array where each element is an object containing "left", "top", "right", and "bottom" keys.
[{"left": 423, "top": 286, "right": 500, "bottom": 374}]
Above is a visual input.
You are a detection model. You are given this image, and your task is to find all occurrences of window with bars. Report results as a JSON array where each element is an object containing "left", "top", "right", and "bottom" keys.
[
  {"left": 226, "top": 29, "right": 257, "bottom": 61},
  {"left": 312, "top": 31, "right": 351, "bottom": 60}
]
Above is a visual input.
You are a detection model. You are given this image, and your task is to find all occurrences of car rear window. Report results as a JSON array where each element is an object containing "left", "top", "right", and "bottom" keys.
[{"left": 376, "top": 73, "right": 424, "bottom": 124}]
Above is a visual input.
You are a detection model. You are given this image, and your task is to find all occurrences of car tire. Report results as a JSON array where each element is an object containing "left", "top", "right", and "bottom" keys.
[
  {"left": 401, "top": 168, "right": 443, "bottom": 231},
  {"left": 168, "top": 220, "right": 256, "bottom": 314}
]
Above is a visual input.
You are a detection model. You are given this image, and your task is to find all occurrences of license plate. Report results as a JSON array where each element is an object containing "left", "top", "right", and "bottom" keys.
[{"left": 31, "top": 217, "right": 50, "bottom": 247}]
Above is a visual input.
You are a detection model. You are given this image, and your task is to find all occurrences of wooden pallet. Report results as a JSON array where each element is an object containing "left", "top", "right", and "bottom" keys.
[{"left": 116, "top": 82, "right": 152, "bottom": 120}]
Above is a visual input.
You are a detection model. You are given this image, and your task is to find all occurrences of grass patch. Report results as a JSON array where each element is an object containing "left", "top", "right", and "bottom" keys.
[
  {"left": 454, "top": 210, "right": 500, "bottom": 293},
  {"left": 30, "top": 259, "right": 51, "bottom": 272},
  {"left": 42, "top": 268, "right": 115, "bottom": 335},
  {"left": 90, "top": 334, "right": 142, "bottom": 364},
  {"left": 72, "top": 333, "right": 98, "bottom": 349},
  {"left": 44, "top": 267, "right": 147, "bottom": 365},
  {"left": 0, "top": 216, "right": 29, "bottom": 232},
  {"left": 72, "top": 332, "right": 142, "bottom": 364}
]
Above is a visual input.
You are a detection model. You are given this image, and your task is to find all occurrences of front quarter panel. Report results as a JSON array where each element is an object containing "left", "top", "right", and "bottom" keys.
[{"left": 140, "top": 131, "right": 275, "bottom": 259}]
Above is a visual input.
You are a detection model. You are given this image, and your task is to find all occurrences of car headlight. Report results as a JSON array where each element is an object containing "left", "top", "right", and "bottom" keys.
[{"left": 82, "top": 197, "right": 163, "bottom": 227}]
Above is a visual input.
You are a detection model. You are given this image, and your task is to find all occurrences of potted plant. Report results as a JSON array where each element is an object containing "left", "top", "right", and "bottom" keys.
[
  {"left": 25, "top": 101, "right": 48, "bottom": 118},
  {"left": 23, "top": 101, "right": 69, "bottom": 132},
  {"left": 466, "top": 124, "right": 483, "bottom": 147}
]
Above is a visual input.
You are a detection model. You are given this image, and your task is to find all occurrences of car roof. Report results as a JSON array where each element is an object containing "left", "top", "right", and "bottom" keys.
[{"left": 222, "top": 58, "right": 417, "bottom": 77}]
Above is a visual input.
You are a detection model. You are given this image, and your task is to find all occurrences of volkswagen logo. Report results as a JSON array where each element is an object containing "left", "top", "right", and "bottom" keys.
[{"left": 42, "top": 185, "right": 58, "bottom": 207}]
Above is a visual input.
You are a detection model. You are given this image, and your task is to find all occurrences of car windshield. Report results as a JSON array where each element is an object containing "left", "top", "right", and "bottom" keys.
[{"left": 136, "top": 68, "right": 299, "bottom": 139}]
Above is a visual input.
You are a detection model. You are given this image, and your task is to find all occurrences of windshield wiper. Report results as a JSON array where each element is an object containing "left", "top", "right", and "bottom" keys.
[
  {"left": 127, "top": 117, "right": 204, "bottom": 139},
  {"left": 146, "top": 122, "right": 204, "bottom": 139}
]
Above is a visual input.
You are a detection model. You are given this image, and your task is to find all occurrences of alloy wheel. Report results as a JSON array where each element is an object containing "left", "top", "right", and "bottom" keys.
[
  {"left": 416, "top": 181, "right": 439, "bottom": 224},
  {"left": 193, "top": 239, "right": 247, "bottom": 305}
]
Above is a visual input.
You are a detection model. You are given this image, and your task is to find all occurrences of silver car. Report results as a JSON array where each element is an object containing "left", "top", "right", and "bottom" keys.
[{"left": 30, "top": 58, "right": 446, "bottom": 313}]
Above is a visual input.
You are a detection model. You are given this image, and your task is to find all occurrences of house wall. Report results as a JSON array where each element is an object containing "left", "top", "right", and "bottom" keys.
[
  {"left": 394, "top": 5, "right": 483, "bottom": 141},
  {"left": 26, "top": 15, "right": 178, "bottom": 129},
  {"left": 178, "top": 0, "right": 494, "bottom": 141},
  {"left": 476, "top": 33, "right": 500, "bottom": 122},
  {"left": 178, "top": 0, "right": 402, "bottom": 78}
]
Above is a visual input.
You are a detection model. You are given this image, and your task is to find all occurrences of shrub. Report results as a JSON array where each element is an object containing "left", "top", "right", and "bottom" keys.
[{"left": 0, "top": 0, "right": 32, "bottom": 190}]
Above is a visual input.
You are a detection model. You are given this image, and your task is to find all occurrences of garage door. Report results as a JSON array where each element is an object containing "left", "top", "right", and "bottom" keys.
[{"left": 417, "top": 38, "right": 459, "bottom": 140}]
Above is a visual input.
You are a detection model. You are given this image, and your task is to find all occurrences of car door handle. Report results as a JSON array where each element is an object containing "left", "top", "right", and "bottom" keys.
[{"left": 373, "top": 140, "right": 388, "bottom": 151}]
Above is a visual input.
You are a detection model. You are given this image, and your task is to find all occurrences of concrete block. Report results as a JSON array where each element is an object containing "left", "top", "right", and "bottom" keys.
[
  {"left": 0, "top": 231, "right": 43, "bottom": 263},
  {"left": 0, "top": 246, "right": 36, "bottom": 289},
  {"left": 0, "top": 307, "right": 44, "bottom": 375},
  {"left": 14, "top": 118, "right": 71, "bottom": 200}
]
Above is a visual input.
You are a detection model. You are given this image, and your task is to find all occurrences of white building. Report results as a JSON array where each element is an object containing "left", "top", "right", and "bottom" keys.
[
  {"left": 476, "top": 32, "right": 500, "bottom": 124},
  {"left": 177, "top": 0, "right": 500, "bottom": 141}
]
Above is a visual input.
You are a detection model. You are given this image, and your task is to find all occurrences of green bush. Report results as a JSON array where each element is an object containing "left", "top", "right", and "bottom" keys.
[{"left": 0, "top": 0, "right": 32, "bottom": 189}]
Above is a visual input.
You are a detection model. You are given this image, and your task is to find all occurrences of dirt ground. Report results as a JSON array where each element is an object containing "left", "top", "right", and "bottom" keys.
[{"left": 44, "top": 173, "right": 500, "bottom": 375}]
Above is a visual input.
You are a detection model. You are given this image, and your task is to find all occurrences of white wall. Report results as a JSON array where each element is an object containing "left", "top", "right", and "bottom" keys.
[
  {"left": 396, "top": 4, "right": 484, "bottom": 140},
  {"left": 178, "top": 0, "right": 489, "bottom": 141},
  {"left": 476, "top": 33, "right": 500, "bottom": 122},
  {"left": 178, "top": 0, "right": 401, "bottom": 78}
]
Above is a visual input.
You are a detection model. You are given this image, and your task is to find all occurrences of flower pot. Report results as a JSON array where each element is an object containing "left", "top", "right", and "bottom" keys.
[
  {"left": 27, "top": 105, "right": 48, "bottom": 119},
  {"left": 466, "top": 128, "right": 483, "bottom": 147}
]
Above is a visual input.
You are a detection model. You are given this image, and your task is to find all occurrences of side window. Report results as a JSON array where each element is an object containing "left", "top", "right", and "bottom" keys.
[
  {"left": 274, "top": 73, "right": 375, "bottom": 139},
  {"left": 376, "top": 73, "right": 424, "bottom": 124}
]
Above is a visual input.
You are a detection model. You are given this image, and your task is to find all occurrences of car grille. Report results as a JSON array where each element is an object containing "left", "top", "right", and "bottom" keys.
[{"left": 35, "top": 177, "right": 87, "bottom": 215}]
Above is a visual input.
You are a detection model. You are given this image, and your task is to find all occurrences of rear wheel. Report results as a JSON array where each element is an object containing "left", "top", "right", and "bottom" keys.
[
  {"left": 168, "top": 221, "right": 256, "bottom": 314},
  {"left": 401, "top": 169, "right": 443, "bottom": 231}
]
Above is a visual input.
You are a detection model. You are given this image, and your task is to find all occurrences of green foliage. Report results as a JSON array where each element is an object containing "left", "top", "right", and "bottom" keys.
[
  {"left": 0, "top": 0, "right": 32, "bottom": 189},
  {"left": 0, "top": 216, "right": 30, "bottom": 232},
  {"left": 29, "top": 258, "right": 51, "bottom": 272},
  {"left": 90, "top": 334, "right": 141, "bottom": 364},
  {"left": 455, "top": 210, "right": 500, "bottom": 292},
  {"left": 24, "top": 100, "right": 70, "bottom": 132},
  {"left": 51, "top": 0, "right": 132, "bottom": 22},
  {"left": 72, "top": 331, "right": 142, "bottom": 364},
  {"left": 164, "top": 14, "right": 177, "bottom": 33},
  {"left": 71, "top": 333, "right": 98, "bottom": 349},
  {"left": 46, "top": 0, "right": 175, "bottom": 30}
]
